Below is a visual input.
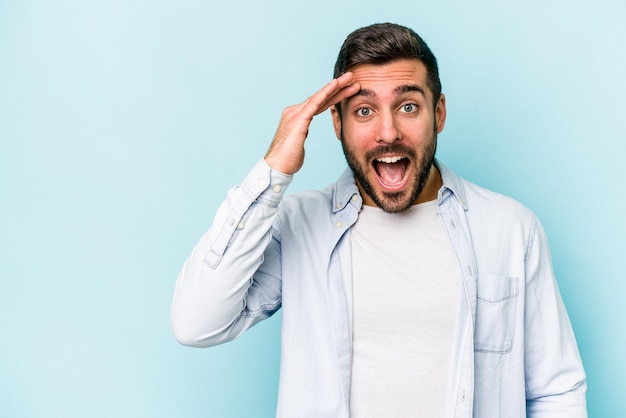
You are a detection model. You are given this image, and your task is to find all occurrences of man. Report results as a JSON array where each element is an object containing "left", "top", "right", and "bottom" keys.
[{"left": 171, "top": 23, "right": 587, "bottom": 417}]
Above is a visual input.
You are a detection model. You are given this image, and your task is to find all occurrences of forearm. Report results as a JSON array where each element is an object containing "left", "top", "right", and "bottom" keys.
[
  {"left": 170, "top": 159, "right": 292, "bottom": 347},
  {"left": 171, "top": 72, "right": 357, "bottom": 348}
]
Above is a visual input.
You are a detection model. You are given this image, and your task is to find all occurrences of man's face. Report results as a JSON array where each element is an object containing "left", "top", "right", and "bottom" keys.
[{"left": 331, "top": 59, "right": 446, "bottom": 213}]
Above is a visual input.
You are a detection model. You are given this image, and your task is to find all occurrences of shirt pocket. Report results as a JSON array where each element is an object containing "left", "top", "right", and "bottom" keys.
[{"left": 474, "top": 274, "right": 519, "bottom": 354}]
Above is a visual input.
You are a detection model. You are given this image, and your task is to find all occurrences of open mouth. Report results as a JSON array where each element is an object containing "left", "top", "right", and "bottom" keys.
[{"left": 372, "top": 156, "right": 410, "bottom": 190}]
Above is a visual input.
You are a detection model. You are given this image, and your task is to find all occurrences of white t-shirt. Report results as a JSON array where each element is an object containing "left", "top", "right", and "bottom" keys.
[{"left": 350, "top": 201, "right": 459, "bottom": 417}]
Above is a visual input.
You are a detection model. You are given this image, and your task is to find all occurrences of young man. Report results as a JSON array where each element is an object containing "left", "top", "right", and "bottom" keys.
[{"left": 171, "top": 23, "right": 587, "bottom": 417}]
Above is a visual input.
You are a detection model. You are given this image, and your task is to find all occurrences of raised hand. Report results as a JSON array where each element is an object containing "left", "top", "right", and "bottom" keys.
[{"left": 264, "top": 72, "right": 359, "bottom": 174}]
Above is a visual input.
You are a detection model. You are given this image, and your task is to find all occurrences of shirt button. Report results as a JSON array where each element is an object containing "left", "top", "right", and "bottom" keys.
[
  {"left": 335, "top": 202, "right": 342, "bottom": 209},
  {"left": 273, "top": 184, "right": 282, "bottom": 193},
  {"left": 257, "top": 178, "right": 267, "bottom": 188},
  {"left": 335, "top": 221, "right": 343, "bottom": 228},
  {"left": 237, "top": 222, "right": 245, "bottom": 230},
  {"left": 351, "top": 194, "right": 359, "bottom": 203}
]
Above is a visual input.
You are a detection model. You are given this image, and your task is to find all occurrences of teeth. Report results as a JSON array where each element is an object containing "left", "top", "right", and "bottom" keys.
[{"left": 376, "top": 156, "right": 404, "bottom": 163}]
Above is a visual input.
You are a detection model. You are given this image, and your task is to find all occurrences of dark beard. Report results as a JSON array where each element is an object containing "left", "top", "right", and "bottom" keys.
[{"left": 340, "top": 131, "right": 437, "bottom": 213}]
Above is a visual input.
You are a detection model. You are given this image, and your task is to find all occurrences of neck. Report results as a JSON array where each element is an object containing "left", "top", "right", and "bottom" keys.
[{"left": 413, "top": 164, "right": 442, "bottom": 204}]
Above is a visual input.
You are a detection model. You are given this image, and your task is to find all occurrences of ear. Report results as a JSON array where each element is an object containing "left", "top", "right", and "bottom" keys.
[
  {"left": 330, "top": 105, "right": 343, "bottom": 140},
  {"left": 435, "top": 94, "right": 447, "bottom": 134}
]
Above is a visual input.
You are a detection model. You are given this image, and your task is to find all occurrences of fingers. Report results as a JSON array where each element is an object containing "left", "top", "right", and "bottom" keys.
[
  {"left": 302, "top": 72, "right": 360, "bottom": 117},
  {"left": 318, "top": 81, "right": 361, "bottom": 115}
]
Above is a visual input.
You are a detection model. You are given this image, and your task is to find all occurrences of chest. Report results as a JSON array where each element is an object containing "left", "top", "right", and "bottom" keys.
[{"left": 350, "top": 203, "right": 459, "bottom": 333}]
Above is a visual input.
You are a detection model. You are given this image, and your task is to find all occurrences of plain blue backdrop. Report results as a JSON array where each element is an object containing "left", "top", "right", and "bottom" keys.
[{"left": 1, "top": 0, "right": 624, "bottom": 416}]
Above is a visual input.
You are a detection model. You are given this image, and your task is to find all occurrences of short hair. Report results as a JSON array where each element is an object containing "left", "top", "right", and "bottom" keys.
[{"left": 334, "top": 23, "right": 442, "bottom": 106}]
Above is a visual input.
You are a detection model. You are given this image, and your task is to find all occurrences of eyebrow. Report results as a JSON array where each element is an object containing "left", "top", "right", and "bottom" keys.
[
  {"left": 395, "top": 84, "right": 426, "bottom": 96},
  {"left": 349, "top": 84, "right": 426, "bottom": 100}
]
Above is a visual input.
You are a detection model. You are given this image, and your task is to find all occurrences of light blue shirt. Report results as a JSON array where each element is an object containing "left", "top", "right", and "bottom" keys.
[{"left": 171, "top": 159, "right": 587, "bottom": 417}]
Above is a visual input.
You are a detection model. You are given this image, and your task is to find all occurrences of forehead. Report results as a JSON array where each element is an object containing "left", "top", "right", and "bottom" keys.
[{"left": 348, "top": 59, "right": 430, "bottom": 97}]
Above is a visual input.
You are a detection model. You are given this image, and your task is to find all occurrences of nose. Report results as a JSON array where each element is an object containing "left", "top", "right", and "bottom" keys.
[{"left": 376, "top": 110, "right": 400, "bottom": 144}]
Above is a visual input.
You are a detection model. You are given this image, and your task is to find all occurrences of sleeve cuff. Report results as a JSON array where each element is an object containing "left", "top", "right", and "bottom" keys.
[{"left": 240, "top": 159, "right": 293, "bottom": 206}]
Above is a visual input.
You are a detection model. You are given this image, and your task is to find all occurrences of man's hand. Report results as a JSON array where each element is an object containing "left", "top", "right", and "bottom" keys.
[{"left": 264, "top": 72, "right": 359, "bottom": 174}]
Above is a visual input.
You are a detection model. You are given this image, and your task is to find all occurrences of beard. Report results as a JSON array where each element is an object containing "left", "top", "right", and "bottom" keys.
[{"left": 340, "top": 128, "right": 437, "bottom": 213}]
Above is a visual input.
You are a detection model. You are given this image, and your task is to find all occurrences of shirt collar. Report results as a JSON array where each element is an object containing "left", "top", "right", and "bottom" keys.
[
  {"left": 435, "top": 159, "right": 469, "bottom": 211},
  {"left": 332, "top": 168, "right": 361, "bottom": 213}
]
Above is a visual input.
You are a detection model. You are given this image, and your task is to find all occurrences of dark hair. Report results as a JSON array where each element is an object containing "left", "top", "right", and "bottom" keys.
[{"left": 334, "top": 23, "right": 442, "bottom": 107}]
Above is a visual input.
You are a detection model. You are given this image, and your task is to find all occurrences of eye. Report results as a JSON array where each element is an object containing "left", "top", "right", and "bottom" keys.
[
  {"left": 356, "top": 107, "right": 371, "bottom": 117},
  {"left": 400, "top": 103, "right": 418, "bottom": 113}
]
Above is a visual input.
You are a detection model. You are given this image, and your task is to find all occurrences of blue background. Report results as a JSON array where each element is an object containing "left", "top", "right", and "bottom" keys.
[{"left": 1, "top": 0, "right": 624, "bottom": 416}]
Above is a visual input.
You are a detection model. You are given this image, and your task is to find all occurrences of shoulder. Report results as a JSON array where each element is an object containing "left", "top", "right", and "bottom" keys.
[
  {"left": 464, "top": 179, "right": 533, "bottom": 219},
  {"left": 440, "top": 164, "right": 547, "bottom": 265},
  {"left": 281, "top": 186, "right": 334, "bottom": 214},
  {"left": 279, "top": 167, "right": 357, "bottom": 217},
  {"left": 438, "top": 160, "right": 536, "bottom": 228}
]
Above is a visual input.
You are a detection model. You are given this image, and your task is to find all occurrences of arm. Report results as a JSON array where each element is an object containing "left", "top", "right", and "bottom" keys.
[
  {"left": 170, "top": 159, "right": 291, "bottom": 347},
  {"left": 524, "top": 215, "right": 587, "bottom": 417},
  {"left": 170, "top": 73, "right": 360, "bottom": 347}
]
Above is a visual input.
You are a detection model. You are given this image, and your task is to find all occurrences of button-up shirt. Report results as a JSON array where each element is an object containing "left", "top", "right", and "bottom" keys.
[{"left": 171, "top": 159, "right": 587, "bottom": 417}]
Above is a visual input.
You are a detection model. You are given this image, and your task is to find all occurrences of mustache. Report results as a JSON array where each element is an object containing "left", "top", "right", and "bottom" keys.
[{"left": 364, "top": 144, "right": 417, "bottom": 161}]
